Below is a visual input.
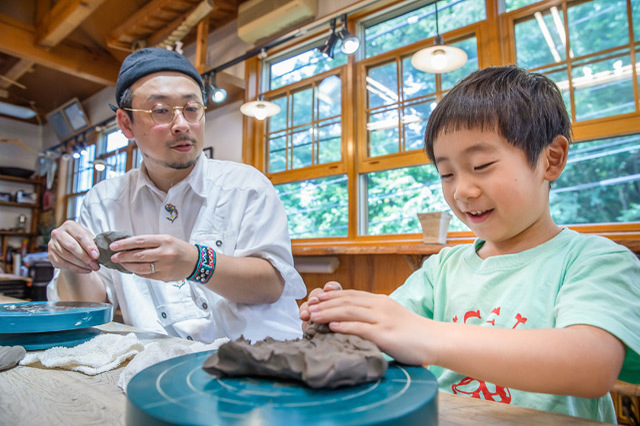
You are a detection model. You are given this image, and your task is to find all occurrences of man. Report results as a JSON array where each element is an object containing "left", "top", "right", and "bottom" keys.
[{"left": 48, "top": 48, "right": 306, "bottom": 342}]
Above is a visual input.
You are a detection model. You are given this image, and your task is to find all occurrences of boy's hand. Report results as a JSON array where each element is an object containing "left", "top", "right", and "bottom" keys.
[
  {"left": 308, "top": 290, "right": 433, "bottom": 366},
  {"left": 299, "top": 281, "right": 342, "bottom": 329}
]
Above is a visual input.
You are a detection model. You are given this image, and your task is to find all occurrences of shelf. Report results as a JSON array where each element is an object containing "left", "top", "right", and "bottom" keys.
[
  {"left": 0, "top": 231, "right": 34, "bottom": 237},
  {"left": 0, "top": 174, "right": 39, "bottom": 184},
  {"left": 0, "top": 200, "right": 39, "bottom": 209}
]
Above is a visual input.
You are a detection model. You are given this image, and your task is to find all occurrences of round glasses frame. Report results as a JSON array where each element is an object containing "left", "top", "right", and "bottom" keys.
[{"left": 123, "top": 101, "right": 206, "bottom": 124}]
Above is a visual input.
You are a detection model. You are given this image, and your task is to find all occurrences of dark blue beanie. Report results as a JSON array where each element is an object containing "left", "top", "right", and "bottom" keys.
[{"left": 115, "top": 48, "right": 204, "bottom": 107}]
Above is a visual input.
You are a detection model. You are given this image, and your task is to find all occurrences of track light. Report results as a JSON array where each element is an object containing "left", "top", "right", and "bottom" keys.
[
  {"left": 337, "top": 15, "right": 360, "bottom": 55},
  {"left": 411, "top": 1, "right": 467, "bottom": 73},
  {"left": 208, "top": 73, "right": 227, "bottom": 104},
  {"left": 318, "top": 19, "right": 339, "bottom": 59}
]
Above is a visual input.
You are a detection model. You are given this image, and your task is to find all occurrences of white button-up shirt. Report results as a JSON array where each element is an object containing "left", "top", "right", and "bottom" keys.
[{"left": 48, "top": 154, "right": 306, "bottom": 342}]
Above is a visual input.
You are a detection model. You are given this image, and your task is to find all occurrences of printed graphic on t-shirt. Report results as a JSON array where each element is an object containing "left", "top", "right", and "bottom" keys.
[
  {"left": 451, "top": 306, "right": 528, "bottom": 404},
  {"left": 164, "top": 203, "right": 178, "bottom": 223}
]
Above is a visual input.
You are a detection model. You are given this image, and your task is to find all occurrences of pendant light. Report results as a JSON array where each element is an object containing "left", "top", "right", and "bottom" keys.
[
  {"left": 240, "top": 95, "right": 280, "bottom": 120},
  {"left": 411, "top": 1, "right": 467, "bottom": 73}
]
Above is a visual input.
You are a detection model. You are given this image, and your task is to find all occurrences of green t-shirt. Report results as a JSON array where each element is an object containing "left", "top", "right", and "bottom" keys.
[{"left": 390, "top": 228, "right": 640, "bottom": 422}]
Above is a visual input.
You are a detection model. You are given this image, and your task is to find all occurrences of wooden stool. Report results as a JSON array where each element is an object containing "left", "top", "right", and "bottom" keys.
[{"left": 611, "top": 381, "right": 640, "bottom": 425}]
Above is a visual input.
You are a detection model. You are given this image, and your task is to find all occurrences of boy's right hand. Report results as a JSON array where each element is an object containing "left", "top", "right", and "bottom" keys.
[
  {"left": 48, "top": 220, "right": 100, "bottom": 274},
  {"left": 299, "top": 281, "right": 343, "bottom": 328}
]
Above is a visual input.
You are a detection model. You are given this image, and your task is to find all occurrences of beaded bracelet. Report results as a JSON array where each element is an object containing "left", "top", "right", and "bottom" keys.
[{"left": 187, "top": 244, "right": 216, "bottom": 285}]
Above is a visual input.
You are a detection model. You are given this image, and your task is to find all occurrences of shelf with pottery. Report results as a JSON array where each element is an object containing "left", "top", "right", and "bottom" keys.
[{"left": 0, "top": 174, "right": 43, "bottom": 273}]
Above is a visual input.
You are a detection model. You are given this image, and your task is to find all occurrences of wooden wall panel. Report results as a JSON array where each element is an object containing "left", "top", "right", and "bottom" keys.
[{"left": 298, "top": 253, "right": 418, "bottom": 301}]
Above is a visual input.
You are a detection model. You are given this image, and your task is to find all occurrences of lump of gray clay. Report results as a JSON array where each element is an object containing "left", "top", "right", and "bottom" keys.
[
  {"left": 202, "top": 328, "right": 388, "bottom": 389},
  {"left": 0, "top": 345, "right": 26, "bottom": 371},
  {"left": 94, "top": 231, "right": 133, "bottom": 274}
]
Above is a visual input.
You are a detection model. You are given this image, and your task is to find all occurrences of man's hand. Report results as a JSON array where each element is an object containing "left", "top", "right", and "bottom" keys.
[
  {"left": 48, "top": 220, "right": 100, "bottom": 273},
  {"left": 108, "top": 234, "right": 198, "bottom": 282}
]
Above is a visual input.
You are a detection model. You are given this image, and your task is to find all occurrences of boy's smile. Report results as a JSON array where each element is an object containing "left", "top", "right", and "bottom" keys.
[{"left": 433, "top": 128, "right": 562, "bottom": 257}]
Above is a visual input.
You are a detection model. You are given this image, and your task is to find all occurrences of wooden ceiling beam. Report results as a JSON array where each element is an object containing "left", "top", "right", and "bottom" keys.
[
  {"left": 0, "top": 17, "right": 119, "bottom": 86},
  {"left": 36, "top": 0, "right": 108, "bottom": 48},
  {"left": 0, "top": 59, "right": 34, "bottom": 90},
  {"left": 107, "top": 0, "right": 184, "bottom": 51},
  {"left": 151, "top": 0, "right": 213, "bottom": 49}
]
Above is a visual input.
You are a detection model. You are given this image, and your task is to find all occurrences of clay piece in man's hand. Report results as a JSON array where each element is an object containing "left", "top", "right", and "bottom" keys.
[
  {"left": 94, "top": 231, "right": 133, "bottom": 274},
  {"left": 202, "top": 330, "right": 388, "bottom": 389}
]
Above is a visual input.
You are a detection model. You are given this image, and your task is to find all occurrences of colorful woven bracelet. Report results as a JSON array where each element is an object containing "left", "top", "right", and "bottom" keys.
[{"left": 187, "top": 244, "right": 216, "bottom": 285}]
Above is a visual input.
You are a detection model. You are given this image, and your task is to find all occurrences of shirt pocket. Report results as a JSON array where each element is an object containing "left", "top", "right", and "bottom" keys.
[{"left": 190, "top": 230, "right": 238, "bottom": 256}]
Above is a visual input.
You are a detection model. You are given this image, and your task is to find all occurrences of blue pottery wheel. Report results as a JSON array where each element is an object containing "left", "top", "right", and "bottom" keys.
[
  {"left": 126, "top": 350, "right": 439, "bottom": 426},
  {"left": 0, "top": 301, "right": 113, "bottom": 350}
]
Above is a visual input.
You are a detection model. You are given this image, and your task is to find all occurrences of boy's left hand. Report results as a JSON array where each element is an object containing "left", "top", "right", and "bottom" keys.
[{"left": 308, "top": 289, "right": 434, "bottom": 366}]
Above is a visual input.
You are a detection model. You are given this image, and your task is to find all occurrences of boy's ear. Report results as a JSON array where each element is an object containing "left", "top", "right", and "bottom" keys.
[
  {"left": 543, "top": 135, "right": 569, "bottom": 182},
  {"left": 116, "top": 109, "right": 135, "bottom": 140}
]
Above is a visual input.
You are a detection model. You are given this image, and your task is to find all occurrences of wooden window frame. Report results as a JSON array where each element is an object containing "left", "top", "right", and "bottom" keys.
[{"left": 246, "top": 0, "right": 640, "bottom": 255}]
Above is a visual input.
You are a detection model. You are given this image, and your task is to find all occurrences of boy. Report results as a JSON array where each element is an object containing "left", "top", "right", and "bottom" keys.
[{"left": 300, "top": 66, "right": 640, "bottom": 422}]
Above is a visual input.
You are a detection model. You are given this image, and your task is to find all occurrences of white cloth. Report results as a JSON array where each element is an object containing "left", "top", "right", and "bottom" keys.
[
  {"left": 19, "top": 333, "right": 143, "bottom": 375},
  {"left": 117, "top": 337, "right": 228, "bottom": 393},
  {"left": 48, "top": 154, "right": 306, "bottom": 343}
]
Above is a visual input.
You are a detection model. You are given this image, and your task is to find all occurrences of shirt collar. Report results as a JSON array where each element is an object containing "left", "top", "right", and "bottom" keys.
[{"left": 131, "top": 152, "right": 208, "bottom": 203}]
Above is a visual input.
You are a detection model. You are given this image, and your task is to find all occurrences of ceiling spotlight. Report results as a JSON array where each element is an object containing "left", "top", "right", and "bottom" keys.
[
  {"left": 318, "top": 18, "right": 339, "bottom": 59},
  {"left": 410, "top": 1, "right": 467, "bottom": 73},
  {"left": 338, "top": 15, "right": 360, "bottom": 55},
  {"left": 208, "top": 73, "right": 227, "bottom": 104},
  {"left": 240, "top": 96, "right": 280, "bottom": 121}
]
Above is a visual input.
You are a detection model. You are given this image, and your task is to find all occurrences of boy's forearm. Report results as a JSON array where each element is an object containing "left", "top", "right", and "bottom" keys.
[
  {"left": 57, "top": 269, "right": 108, "bottom": 302},
  {"left": 429, "top": 322, "right": 625, "bottom": 398}
]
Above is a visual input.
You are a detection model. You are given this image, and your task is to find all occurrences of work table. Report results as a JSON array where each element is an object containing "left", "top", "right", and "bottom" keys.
[{"left": 0, "top": 296, "right": 604, "bottom": 425}]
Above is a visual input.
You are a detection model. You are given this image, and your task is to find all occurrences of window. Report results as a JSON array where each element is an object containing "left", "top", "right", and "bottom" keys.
[
  {"left": 66, "top": 144, "right": 95, "bottom": 221},
  {"left": 258, "top": 0, "right": 484, "bottom": 241},
  {"left": 551, "top": 133, "right": 640, "bottom": 225},
  {"left": 508, "top": 0, "right": 640, "bottom": 226},
  {"left": 248, "top": 0, "right": 640, "bottom": 247},
  {"left": 64, "top": 124, "right": 135, "bottom": 220}
]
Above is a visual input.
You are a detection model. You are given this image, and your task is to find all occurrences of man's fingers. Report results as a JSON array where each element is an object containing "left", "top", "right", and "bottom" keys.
[
  {"left": 48, "top": 251, "right": 94, "bottom": 274},
  {"left": 109, "top": 235, "right": 162, "bottom": 252},
  {"left": 50, "top": 236, "right": 99, "bottom": 271}
]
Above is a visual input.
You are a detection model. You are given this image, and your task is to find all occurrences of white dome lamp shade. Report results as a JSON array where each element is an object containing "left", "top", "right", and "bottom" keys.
[
  {"left": 411, "top": 1, "right": 467, "bottom": 74},
  {"left": 240, "top": 96, "right": 280, "bottom": 121}
]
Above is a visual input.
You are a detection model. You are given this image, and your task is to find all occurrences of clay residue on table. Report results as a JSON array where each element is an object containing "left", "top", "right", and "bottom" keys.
[{"left": 202, "top": 322, "right": 388, "bottom": 389}]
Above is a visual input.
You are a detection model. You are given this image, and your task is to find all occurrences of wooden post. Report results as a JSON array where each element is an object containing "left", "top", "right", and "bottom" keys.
[{"left": 195, "top": 15, "right": 210, "bottom": 74}]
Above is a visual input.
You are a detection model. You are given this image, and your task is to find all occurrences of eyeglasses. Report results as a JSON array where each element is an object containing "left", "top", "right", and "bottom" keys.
[{"left": 123, "top": 101, "right": 206, "bottom": 124}]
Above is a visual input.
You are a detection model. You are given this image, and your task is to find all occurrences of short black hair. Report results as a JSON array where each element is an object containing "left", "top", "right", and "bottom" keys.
[
  {"left": 119, "top": 87, "right": 134, "bottom": 121},
  {"left": 424, "top": 66, "right": 572, "bottom": 167}
]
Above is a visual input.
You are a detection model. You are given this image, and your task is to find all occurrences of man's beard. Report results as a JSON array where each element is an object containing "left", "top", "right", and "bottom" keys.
[
  {"left": 163, "top": 156, "right": 198, "bottom": 170},
  {"left": 160, "top": 137, "right": 200, "bottom": 170}
]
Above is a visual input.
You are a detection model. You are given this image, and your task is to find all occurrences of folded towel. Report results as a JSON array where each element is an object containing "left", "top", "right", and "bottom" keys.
[
  {"left": 118, "top": 337, "right": 228, "bottom": 393},
  {"left": 20, "top": 332, "right": 143, "bottom": 375},
  {"left": 0, "top": 345, "right": 26, "bottom": 371}
]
